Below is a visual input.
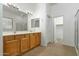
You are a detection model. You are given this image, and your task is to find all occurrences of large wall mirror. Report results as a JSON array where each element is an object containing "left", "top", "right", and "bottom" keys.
[
  {"left": 2, "top": 17, "right": 28, "bottom": 32},
  {"left": 15, "top": 20, "right": 28, "bottom": 31},
  {"left": 2, "top": 17, "right": 13, "bottom": 32},
  {"left": 15, "top": 16, "right": 28, "bottom": 31},
  {"left": 3, "top": 5, "right": 28, "bottom": 32}
]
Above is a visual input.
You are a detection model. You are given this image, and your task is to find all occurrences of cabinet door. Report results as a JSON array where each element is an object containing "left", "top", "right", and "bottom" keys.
[
  {"left": 15, "top": 34, "right": 24, "bottom": 40},
  {"left": 30, "top": 33, "right": 36, "bottom": 48},
  {"left": 21, "top": 38, "right": 29, "bottom": 53},
  {"left": 35, "top": 33, "right": 41, "bottom": 46},
  {"left": 14, "top": 34, "right": 25, "bottom": 54},
  {"left": 4, "top": 40, "right": 19, "bottom": 56}
]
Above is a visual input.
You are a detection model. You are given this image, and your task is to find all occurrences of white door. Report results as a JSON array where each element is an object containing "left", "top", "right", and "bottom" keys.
[{"left": 53, "top": 16, "right": 63, "bottom": 43}]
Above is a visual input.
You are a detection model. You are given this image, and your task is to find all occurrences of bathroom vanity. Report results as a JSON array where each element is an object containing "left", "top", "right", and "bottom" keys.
[
  {"left": 3, "top": 5, "right": 41, "bottom": 56},
  {"left": 3, "top": 32, "right": 41, "bottom": 56}
]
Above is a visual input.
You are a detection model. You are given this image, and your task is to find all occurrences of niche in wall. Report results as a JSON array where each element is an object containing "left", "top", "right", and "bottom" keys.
[{"left": 31, "top": 18, "right": 40, "bottom": 28}]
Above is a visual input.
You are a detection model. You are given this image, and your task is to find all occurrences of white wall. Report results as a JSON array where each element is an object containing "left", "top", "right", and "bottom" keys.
[
  {"left": 51, "top": 3, "right": 79, "bottom": 47},
  {"left": 45, "top": 4, "right": 54, "bottom": 44},
  {"left": 0, "top": 4, "right": 3, "bottom": 56},
  {"left": 46, "top": 16, "right": 53, "bottom": 43}
]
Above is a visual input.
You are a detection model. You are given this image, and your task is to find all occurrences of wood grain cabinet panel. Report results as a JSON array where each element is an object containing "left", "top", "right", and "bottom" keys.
[
  {"left": 21, "top": 34, "right": 30, "bottom": 53},
  {"left": 30, "top": 33, "right": 41, "bottom": 49},
  {"left": 25, "top": 34, "right": 29, "bottom": 38},
  {"left": 35, "top": 33, "right": 41, "bottom": 46},
  {"left": 14, "top": 34, "right": 25, "bottom": 54},
  {"left": 30, "top": 33, "right": 36, "bottom": 49},
  {"left": 21, "top": 37, "right": 29, "bottom": 53},
  {"left": 4, "top": 40, "right": 19, "bottom": 56},
  {"left": 14, "top": 34, "right": 25, "bottom": 40},
  {"left": 3, "top": 35, "right": 14, "bottom": 42},
  {"left": 3, "top": 33, "right": 41, "bottom": 56}
]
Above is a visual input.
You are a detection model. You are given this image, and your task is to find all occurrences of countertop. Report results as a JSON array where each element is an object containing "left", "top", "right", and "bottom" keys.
[{"left": 3, "top": 31, "right": 41, "bottom": 36}]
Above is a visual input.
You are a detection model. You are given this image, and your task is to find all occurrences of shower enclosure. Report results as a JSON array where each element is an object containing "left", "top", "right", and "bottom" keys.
[{"left": 75, "top": 9, "right": 79, "bottom": 55}]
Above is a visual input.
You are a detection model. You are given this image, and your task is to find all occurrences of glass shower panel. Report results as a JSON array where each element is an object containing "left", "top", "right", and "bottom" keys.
[
  {"left": 75, "top": 16, "right": 78, "bottom": 49},
  {"left": 75, "top": 9, "right": 79, "bottom": 55},
  {"left": 77, "top": 10, "right": 79, "bottom": 52}
]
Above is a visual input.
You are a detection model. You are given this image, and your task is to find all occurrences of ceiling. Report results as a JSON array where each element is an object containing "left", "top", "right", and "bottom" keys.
[{"left": 13, "top": 3, "right": 38, "bottom": 13}]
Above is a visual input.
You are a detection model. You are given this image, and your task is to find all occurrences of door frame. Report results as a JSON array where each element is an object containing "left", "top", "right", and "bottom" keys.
[{"left": 52, "top": 16, "right": 64, "bottom": 43}]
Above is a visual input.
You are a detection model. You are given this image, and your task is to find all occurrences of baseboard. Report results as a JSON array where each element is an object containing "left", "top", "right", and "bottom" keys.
[
  {"left": 40, "top": 43, "right": 47, "bottom": 47},
  {"left": 62, "top": 41, "right": 79, "bottom": 55},
  {"left": 74, "top": 46, "right": 79, "bottom": 56},
  {"left": 62, "top": 41, "right": 74, "bottom": 47},
  {"left": 74, "top": 44, "right": 79, "bottom": 56}
]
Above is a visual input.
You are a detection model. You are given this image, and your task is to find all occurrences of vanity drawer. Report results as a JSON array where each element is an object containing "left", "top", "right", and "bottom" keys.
[
  {"left": 14, "top": 34, "right": 25, "bottom": 40},
  {"left": 24, "top": 34, "right": 29, "bottom": 38},
  {"left": 30, "top": 33, "right": 35, "bottom": 36},
  {"left": 3, "top": 35, "right": 14, "bottom": 42}
]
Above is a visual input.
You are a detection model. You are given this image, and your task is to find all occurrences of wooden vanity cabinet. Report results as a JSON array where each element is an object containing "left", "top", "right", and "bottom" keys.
[
  {"left": 30, "top": 33, "right": 41, "bottom": 49},
  {"left": 3, "top": 32, "right": 41, "bottom": 56},
  {"left": 20, "top": 34, "right": 30, "bottom": 53},
  {"left": 14, "top": 34, "right": 25, "bottom": 54},
  {"left": 3, "top": 35, "right": 14, "bottom": 42},
  {"left": 3, "top": 35, "right": 19, "bottom": 56}
]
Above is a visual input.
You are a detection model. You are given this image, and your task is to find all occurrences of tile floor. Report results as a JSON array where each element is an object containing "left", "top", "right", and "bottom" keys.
[{"left": 23, "top": 43, "right": 77, "bottom": 56}]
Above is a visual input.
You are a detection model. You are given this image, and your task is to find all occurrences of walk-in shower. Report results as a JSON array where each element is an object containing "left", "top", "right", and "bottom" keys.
[{"left": 75, "top": 9, "right": 79, "bottom": 55}]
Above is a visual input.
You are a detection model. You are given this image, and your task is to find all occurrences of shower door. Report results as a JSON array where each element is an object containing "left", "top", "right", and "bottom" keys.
[{"left": 75, "top": 9, "right": 79, "bottom": 55}]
